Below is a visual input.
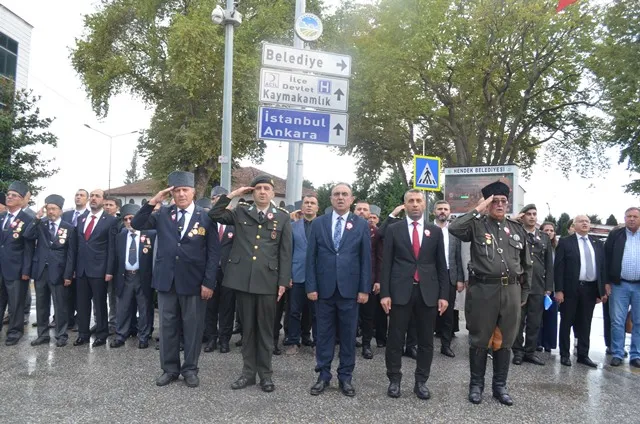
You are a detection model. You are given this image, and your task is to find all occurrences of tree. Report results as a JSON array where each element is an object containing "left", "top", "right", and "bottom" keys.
[
  {"left": 325, "top": 0, "right": 606, "bottom": 182},
  {"left": 557, "top": 212, "right": 571, "bottom": 236},
  {"left": 123, "top": 150, "right": 141, "bottom": 185},
  {"left": 590, "top": 0, "right": 640, "bottom": 194},
  {"left": 0, "top": 80, "right": 58, "bottom": 195},
  {"left": 605, "top": 214, "right": 618, "bottom": 226},
  {"left": 72, "top": 0, "right": 323, "bottom": 197},
  {"left": 302, "top": 179, "right": 315, "bottom": 190},
  {"left": 315, "top": 182, "right": 334, "bottom": 216},
  {"left": 588, "top": 214, "right": 601, "bottom": 225},
  {"left": 543, "top": 214, "right": 557, "bottom": 225}
]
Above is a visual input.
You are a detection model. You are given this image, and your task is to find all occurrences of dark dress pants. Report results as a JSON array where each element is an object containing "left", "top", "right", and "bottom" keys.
[
  {"left": 0, "top": 276, "right": 28, "bottom": 341},
  {"left": 204, "top": 270, "right": 236, "bottom": 343},
  {"left": 115, "top": 272, "right": 151, "bottom": 343},
  {"left": 386, "top": 284, "right": 437, "bottom": 383},
  {"left": 285, "top": 283, "right": 316, "bottom": 346},
  {"left": 274, "top": 290, "right": 288, "bottom": 345},
  {"left": 513, "top": 293, "right": 544, "bottom": 356},
  {"left": 437, "top": 283, "right": 457, "bottom": 348},
  {"left": 374, "top": 294, "right": 388, "bottom": 343},
  {"left": 537, "top": 295, "right": 558, "bottom": 350},
  {"left": 236, "top": 290, "right": 277, "bottom": 380},
  {"left": 602, "top": 300, "right": 611, "bottom": 349},
  {"left": 67, "top": 277, "right": 77, "bottom": 327},
  {"left": 359, "top": 289, "right": 376, "bottom": 346},
  {"left": 76, "top": 275, "right": 109, "bottom": 340},
  {"left": 35, "top": 275, "right": 69, "bottom": 341},
  {"left": 559, "top": 282, "right": 598, "bottom": 358}
]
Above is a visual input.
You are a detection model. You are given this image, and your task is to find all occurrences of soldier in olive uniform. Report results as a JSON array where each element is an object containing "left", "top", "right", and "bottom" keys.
[
  {"left": 512, "top": 204, "right": 554, "bottom": 366},
  {"left": 448, "top": 181, "right": 532, "bottom": 406},
  {"left": 208, "top": 175, "right": 292, "bottom": 393}
]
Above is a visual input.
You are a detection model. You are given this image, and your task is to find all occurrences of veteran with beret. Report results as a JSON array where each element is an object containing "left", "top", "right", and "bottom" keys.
[
  {"left": 209, "top": 175, "right": 293, "bottom": 393},
  {"left": 132, "top": 171, "right": 220, "bottom": 388},
  {"left": 448, "top": 181, "right": 532, "bottom": 406}
]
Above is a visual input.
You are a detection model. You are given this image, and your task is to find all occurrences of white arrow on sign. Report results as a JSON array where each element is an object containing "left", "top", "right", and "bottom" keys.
[
  {"left": 259, "top": 68, "right": 349, "bottom": 112},
  {"left": 261, "top": 42, "right": 352, "bottom": 78}
]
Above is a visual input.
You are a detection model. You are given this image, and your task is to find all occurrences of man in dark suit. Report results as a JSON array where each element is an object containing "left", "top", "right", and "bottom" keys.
[
  {"left": 209, "top": 176, "right": 292, "bottom": 393},
  {"left": 604, "top": 207, "right": 640, "bottom": 368},
  {"left": 74, "top": 189, "right": 117, "bottom": 348},
  {"left": 284, "top": 195, "right": 319, "bottom": 355},
  {"left": 0, "top": 181, "right": 35, "bottom": 345},
  {"left": 381, "top": 189, "right": 449, "bottom": 400},
  {"left": 132, "top": 171, "right": 219, "bottom": 388},
  {"left": 110, "top": 204, "right": 156, "bottom": 349},
  {"left": 306, "top": 183, "right": 371, "bottom": 397},
  {"left": 555, "top": 214, "right": 605, "bottom": 368},
  {"left": 432, "top": 200, "right": 464, "bottom": 358},
  {"left": 203, "top": 186, "right": 236, "bottom": 354},
  {"left": 23, "top": 195, "right": 76, "bottom": 347}
]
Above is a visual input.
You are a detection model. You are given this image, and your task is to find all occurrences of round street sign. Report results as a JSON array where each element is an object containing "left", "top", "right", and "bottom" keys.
[{"left": 294, "top": 13, "right": 323, "bottom": 42}]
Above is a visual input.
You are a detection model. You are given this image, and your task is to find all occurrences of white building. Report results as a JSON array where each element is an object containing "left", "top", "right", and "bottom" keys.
[{"left": 0, "top": 3, "right": 32, "bottom": 91}]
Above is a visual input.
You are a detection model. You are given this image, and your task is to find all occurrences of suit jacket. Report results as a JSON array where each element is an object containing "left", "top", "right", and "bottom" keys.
[
  {"left": 23, "top": 218, "right": 76, "bottom": 284},
  {"left": 132, "top": 202, "right": 220, "bottom": 295},
  {"left": 305, "top": 212, "right": 371, "bottom": 300},
  {"left": 209, "top": 196, "right": 292, "bottom": 295},
  {"left": 291, "top": 219, "right": 309, "bottom": 283},
  {"left": 380, "top": 219, "right": 449, "bottom": 307},
  {"left": 605, "top": 226, "right": 634, "bottom": 285},
  {"left": 113, "top": 228, "right": 156, "bottom": 297},
  {"left": 554, "top": 233, "right": 605, "bottom": 298},
  {"left": 446, "top": 227, "right": 464, "bottom": 285},
  {"left": 0, "top": 210, "right": 35, "bottom": 280},
  {"left": 62, "top": 209, "right": 89, "bottom": 226},
  {"left": 75, "top": 212, "right": 117, "bottom": 279},
  {"left": 370, "top": 224, "right": 383, "bottom": 286},
  {"left": 216, "top": 223, "right": 235, "bottom": 275},
  {"left": 527, "top": 229, "right": 554, "bottom": 294}
]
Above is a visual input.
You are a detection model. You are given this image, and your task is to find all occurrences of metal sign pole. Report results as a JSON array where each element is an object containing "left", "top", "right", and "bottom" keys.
[{"left": 219, "top": 0, "right": 236, "bottom": 191}]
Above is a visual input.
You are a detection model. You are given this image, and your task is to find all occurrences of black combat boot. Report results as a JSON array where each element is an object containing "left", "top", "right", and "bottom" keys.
[
  {"left": 468, "top": 346, "right": 488, "bottom": 404},
  {"left": 492, "top": 348, "right": 514, "bottom": 406}
]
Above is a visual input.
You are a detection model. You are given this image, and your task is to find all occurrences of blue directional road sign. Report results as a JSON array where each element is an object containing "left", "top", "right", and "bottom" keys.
[
  {"left": 413, "top": 155, "right": 441, "bottom": 192},
  {"left": 257, "top": 106, "right": 348, "bottom": 146}
]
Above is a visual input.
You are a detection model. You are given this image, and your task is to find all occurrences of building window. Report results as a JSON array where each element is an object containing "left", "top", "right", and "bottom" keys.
[{"left": 0, "top": 32, "right": 18, "bottom": 81}]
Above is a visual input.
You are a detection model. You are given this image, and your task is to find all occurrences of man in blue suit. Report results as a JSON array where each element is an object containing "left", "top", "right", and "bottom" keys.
[
  {"left": 110, "top": 204, "right": 156, "bottom": 349},
  {"left": 132, "top": 171, "right": 220, "bottom": 388},
  {"left": 306, "top": 183, "right": 371, "bottom": 397},
  {"left": 284, "top": 195, "right": 319, "bottom": 355}
]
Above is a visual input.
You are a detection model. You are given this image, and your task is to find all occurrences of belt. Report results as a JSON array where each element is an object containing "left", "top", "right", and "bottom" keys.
[
  {"left": 621, "top": 279, "right": 640, "bottom": 284},
  {"left": 578, "top": 280, "right": 596, "bottom": 285},
  {"left": 125, "top": 270, "right": 139, "bottom": 275},
  {"left": 470, "top": 275, "right": 519, "bottom": 286}
]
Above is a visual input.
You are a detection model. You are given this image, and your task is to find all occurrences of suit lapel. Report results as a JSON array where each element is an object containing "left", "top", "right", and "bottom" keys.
[
  {"left": 323, "top": 214, "right": 335, "bottom": 252},
  {"left": 89, "top": 214, "right": 107, "bottom": 241},
  {"left": 337, "top": 213, "right": 356, "bottom": 251},
  {"left": 181, "top": 207, "right": 200, "bottom": 241}
]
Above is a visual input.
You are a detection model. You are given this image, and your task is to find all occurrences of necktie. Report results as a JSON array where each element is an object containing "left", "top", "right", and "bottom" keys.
[
  {"left": 84, "top": 215, "right": 96, "bottom": 241},
  {"left": 528, "top": 233, "right": 535, "bottom": 245},
  {"left": 412, "top": 221, "right": 420, "bottom": 281},
  {"left": 72, "top": 211, "right": 79, "bottom": 226},
  {"left": 218, "top": 224, "right": 224, "bottom": 241},
  {"left": 128, "top": 233, "right": 137, "bottom": 266},
  {"left": 3, "top": 213, "right": 14, "bottom": 230},
  {"left": 258, "top": 211, "right": 265, "bottom": 223},
  {"left": 333, "top": 216, "right": 343, "bottom": 250},
  {"left": 582, "top": 236, "right": 595, "bottom": 281},
  {"left": 177, "top": 209, "right": 186, "bottom": 237},
  {"left": 49, "top": 222, "right": 57, "bottom": 239}
]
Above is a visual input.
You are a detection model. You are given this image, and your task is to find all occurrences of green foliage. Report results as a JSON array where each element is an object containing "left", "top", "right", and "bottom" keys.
[
  {"left": 605, "top": 214, "right": 618, "bottom": 226},
  {"left": 543, "top": 214, "right": 556, "bottom": 225},
  {"left": 587, "top": 214, "right": 601, "bottom": 225},
  {"left": 557, "top": 212, "right": 571, "bottom": 236},
  {"left": 123, "top": 150, "right": 141, "bottom": 185},
  {"left": 0, "top": 80, "right": 58, "bottom": 195}
]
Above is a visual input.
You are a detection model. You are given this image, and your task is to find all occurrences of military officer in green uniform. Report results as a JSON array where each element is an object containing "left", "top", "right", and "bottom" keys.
[
  {"left": 208, "top": 175, "right": 292, "bottom": 393},
  {"left": 448, "top": 181, "right": 532, "bottom": 406}
]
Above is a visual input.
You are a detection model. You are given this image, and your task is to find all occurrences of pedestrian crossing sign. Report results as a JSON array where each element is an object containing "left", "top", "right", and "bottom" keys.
[{"left": 413, "top": 155, "right": 441, "bottom": 192}]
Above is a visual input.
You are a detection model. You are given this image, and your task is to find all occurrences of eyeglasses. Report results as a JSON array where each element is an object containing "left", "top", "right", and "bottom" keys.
[
  {"left": 5, "top": 193, "right": 22, "bottom": 199},
  {"left": 123, "top": 217, "right": 133, "bottom": 222},
  {"left": 491, "top": 199, "right": 508, "bottom": 205}
]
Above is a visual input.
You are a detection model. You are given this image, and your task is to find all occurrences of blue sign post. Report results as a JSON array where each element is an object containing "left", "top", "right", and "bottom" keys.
[
  {"left": 413, "top": 155, "right": 441, "bottom": 192},
  {"left": 257, "top": 106, "right": 348, "bottom": 146}
]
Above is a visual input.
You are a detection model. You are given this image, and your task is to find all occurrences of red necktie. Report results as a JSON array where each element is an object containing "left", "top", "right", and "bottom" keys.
[
  {"left": 412, "top": 221, "right": 420, "bottom": 282},
  {"left": 218, "top": 224, "right": 224, "bottom": 241},
  {"left": 85, "top": 215, "right": 96, "bottom": 241}
]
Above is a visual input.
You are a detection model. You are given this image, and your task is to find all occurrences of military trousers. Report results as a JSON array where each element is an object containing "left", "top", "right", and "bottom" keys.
[{"left": 466, "top": 281, "right": 521, "bottom": 349}]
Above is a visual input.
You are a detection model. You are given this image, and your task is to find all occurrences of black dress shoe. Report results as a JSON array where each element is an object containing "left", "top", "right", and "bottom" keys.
[
  {"left": 260, "top": 377, "right": 275, "bottom": 393},
  {"left": 301, "top": 338, "right": 314, "bottom": 347},
  {"left": 404, "top": 346, "right": 418, "bottom": 360},
  {"left": 536, "top": 346, "right": 544, "bottom": 352},
  {"left": 468, "top": 387, "right": 483, "bottom": 404},
  {"left": 630, "top": 358, "right": 640, "bottom": 368},
  {"left": 577, "top": 356, "right": 597, "bottom": 368},
  {"left": 235, "top": 337, "right": 243, "bottom": 347},
  {"left": 110, "top": 339, "right": 125, "bottom": 348},
  {"left": 138, "top": 341, "right": 149, "bottom": 349},
  {"left": 184, "top": 374, "right": 200, "bottom": 388},
  {"left": 155, "top": 343, "right": 160, "bottom": 350},
  {"left": 339, "top": 380, "right": 356, "bottom": 397},
  {"left": 387, "top": 382, "right": 401, "bottom": 398},
  {"left": 156, "top": 372, "right": 178, "bottom": 386},
  {"left": 219, "top": 341, "right": 230, "bottom": 353},
  {"left": 89, "top": 325, "right": 97, "bottom": 334},
  {"left": 610, "top": 357, "right": 623, "bottom": 367},
  {"left": 92, "top": 338, "right": 106, "bottom": 347},
  {"left": 204, "top": 339, "right": 217, "bottom": 353},
  {"left": 441, "top": 346, "right": 455, "bottom": 358},
  {"left": 273, "top": 345, "right": 282, "bottom": 355},
  {"left": 310, "top": 379, "right": 330, "bottom": 396},
  {"left": 355, "top": 340, "right": 362, "bottom": 348},
  {"left": 523, "top": 354, "right": 545, "bottom": 366},
  {"left": 362, "top": 345, "right": 373, "bottom": 359},
  {"left": 493, "top": 390, "right": 513, "bottom": 406},
  {"left": 31, "top": 322, "right": 38, "bottom": 327},
  {"left": 377, "top": 340, "right": 387, "bottom": 348},
  {"left": 73, "top": 337, "right": 88, "bottom": 346},
  {"left": 512, "top": 355, "right": 523, "bottom": 365},
  {"left": 414, "top": 382, "right": 431, "bottom": 400},
  {"left": 5, "top": 338, "right": 19, "bottom": 346},
  {"left": 56, "top": 339, "right": 67, "bottom": 347},
  {"left": 30, "top": 337, "right": 50, "bottom": 346},
  {"left": 233, "top": 325, "right": 242, "bottom": 335},
  {"left": 231, "top": 376, "right": 256, "bottom": 390},
  {"left": 560, "top": 356, "right": 572, "bottom": 366}
]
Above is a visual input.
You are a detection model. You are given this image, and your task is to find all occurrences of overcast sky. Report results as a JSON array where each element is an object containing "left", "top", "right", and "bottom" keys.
[{"left": 3, "top": 0, "right": 638, "bottom": 222}]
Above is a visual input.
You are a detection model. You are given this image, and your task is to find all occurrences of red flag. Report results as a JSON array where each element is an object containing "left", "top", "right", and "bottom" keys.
[{"left": 557, "top": 0, "right": 577, "bottom": 12}]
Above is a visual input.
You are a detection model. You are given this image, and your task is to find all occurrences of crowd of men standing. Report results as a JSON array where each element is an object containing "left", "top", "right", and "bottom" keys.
[{"left": 0, "top": 175, "right": 638, "bottom": 406}]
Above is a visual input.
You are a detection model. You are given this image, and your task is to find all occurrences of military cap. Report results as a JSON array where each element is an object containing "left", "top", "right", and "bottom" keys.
[
  {"left": 370, "top": 205, "right": 381, "bottom": 216},
  {"left": 520, "top": 204, "right": 537, "bottom": 214},
  {"left": 196, "top": 198, "right": 212, "bottom": 209},
  {"left": 7, "top": 181, "right": 28, "bottom": 198},
  {"left": 250, "top": 175, "right": 275, "bottom": 187},
  {"left": 0, "top": 192, "right": 5, "bottom": 206},
  {"left": 120, "top": 204, "right": 141, "bottom": 218},
  {"left": 168, "top": 171, "right": 194, "bottom": 188},
  {"left": 481, "top": 181, "right": 510, "bottom": 199},
  {"left": 44, "top": 194, "right": 65, "bottom": 210},
  {"left": 210, "top": 186, "right": 228, "bottom": 197}
]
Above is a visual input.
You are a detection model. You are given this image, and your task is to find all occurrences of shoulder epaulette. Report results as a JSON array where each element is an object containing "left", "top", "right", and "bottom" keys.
[
  {"left": 507, "top": 216, "right": 523, "bottom": 226},
  {"left": 237, "top": 202, "right": 251, "bottom": 208},
  {"left": 276, "top": 206, "right": 289, "bottom": 214}
]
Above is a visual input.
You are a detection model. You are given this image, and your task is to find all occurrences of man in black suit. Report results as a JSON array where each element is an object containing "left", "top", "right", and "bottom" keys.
[
  {"left": 74, "top": 189, "right": 117, "bottom": 348},
  {"left": 0, "top": 181, "right": 35, "bottom": 345},
  {"left": 203, "top": 186, "right": 236, "bottom": 354},
  {"left": 110, "top": 204, "right": 156, "bottom": 349},
  {"left": 23, "top": 195, "right": 76, "bottom": 347},
  {"left": 432, "top": 200, "right": 464, "bottom": 358},
  {"left": 555, "top": 214, "right": 606, "bottom": 368},
  {"left": 381, "top": 189, "right": 449, "bottom": 400}
]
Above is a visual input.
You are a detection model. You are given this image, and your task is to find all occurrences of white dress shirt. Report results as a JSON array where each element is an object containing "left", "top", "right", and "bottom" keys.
[
  {"left": 84, "top": 209, "right": 104, "bottom": 236},
  {"left": 407, "top": 216, "right": 424, "bottom": 247},
  {"left": 2, "top": 208, "right": 20, "bottom": 229},
  {"left": 435, "top": 220, "right": 450, "bottom": 268},
  {"left": 125, "top": 230, "right": 140, "bottom": 271},
  {"left": 72, "top": 208, "right": 88, "bottom": 225},
  {"left": 576, "top": 233, "right": 597, "bottom": 281},
  {"left": 48, "top": 218, "right": 62, "bottom": 236},
  {"left": 177, "top": 202, "right": 195, "bottom": 239},
  {"left": 331, "top": 210, "right": 350, "bottom": 241}
]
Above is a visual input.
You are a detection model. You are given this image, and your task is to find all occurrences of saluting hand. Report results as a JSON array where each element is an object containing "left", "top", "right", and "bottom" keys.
[
  {"left": 475, "top": 195, "right": 494, "bottom": 214},
  {"left": 390, "top": 204, "right": 405, "bottom": 218},
  {"left": 36, "top": 205, "right": 46, "bottom": 220},
  {"left": 149, "top": 186, "right": 174, "bottom": 206},
  {"left": 228, "top": 186, "right": 254, "bottom": 199}
]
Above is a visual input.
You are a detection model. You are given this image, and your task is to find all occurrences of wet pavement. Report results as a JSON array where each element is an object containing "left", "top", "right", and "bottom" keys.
[{"left": 0, "top": 299, "right": 638, "bottom": 423}]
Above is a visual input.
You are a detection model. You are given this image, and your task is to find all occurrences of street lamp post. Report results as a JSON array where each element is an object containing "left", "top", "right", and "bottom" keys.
[{"left": 84, "top": 124, "right": 139, "bottom": 191}]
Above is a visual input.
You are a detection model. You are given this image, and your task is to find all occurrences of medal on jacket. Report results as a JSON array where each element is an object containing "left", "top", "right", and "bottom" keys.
[{"left": 271, "top": 221, "right": 277, "bottom": 239}]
